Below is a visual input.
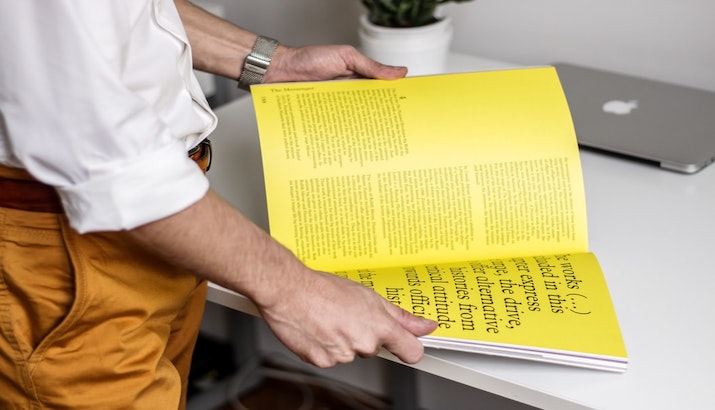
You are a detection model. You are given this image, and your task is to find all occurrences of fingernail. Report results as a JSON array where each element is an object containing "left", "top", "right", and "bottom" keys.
[{"left": 421, "top": 316, "right": 436, "bottom": 324}]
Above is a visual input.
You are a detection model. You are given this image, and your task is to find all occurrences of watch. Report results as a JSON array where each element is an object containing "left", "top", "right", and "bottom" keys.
[{"left": 237, "top": 36, "right": 279, "bottom": 90}]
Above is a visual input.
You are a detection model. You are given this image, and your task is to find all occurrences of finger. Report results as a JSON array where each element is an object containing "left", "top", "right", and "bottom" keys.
[
  {"left": 373, "top": 64, "right": 408, "bottom": 80},
  {"left": 384, "top": 300, "right": 438, "bottom": 336},
  {"left": 357, "top": 346, "right": 382, "bottom": 359},
  {"left": 368, "top": 303, "right": 434, "bottom": 364},
  {"left": 344, "top": 47, "right": 407, "bottom": 80},
  {"left": 360, "top": 61, "right": 407, "bottom": 80},
  {"left": 380, "top": 324, "right": 428, "bottom": 364}
]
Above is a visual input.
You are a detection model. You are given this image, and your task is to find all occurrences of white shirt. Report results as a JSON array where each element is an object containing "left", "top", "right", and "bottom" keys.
[{"left": 0, "top": 0, "right": 217, "bottom": 233}]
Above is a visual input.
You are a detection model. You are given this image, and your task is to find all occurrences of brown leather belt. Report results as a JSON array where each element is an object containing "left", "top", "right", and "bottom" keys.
[{"left": 0, "top": 140, "right": 212, "bottom": 214}]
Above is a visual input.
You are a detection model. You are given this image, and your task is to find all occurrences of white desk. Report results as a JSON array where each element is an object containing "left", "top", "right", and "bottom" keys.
[{"left": 206, "top": 53, "right": 715, "bottom": 410}]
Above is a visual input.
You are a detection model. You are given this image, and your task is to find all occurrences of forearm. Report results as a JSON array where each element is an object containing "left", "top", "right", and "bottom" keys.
[
  {"left": 127, "top": 189, "right": 295, "bottom": 309},
  {"left": 174, "top": 0, "right": 263, "bottom": 80}
]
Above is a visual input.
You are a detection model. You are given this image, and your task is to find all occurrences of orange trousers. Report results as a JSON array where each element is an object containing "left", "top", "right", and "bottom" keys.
[{"left": 0, "top": 167, "right": 206, "bottom": 410}]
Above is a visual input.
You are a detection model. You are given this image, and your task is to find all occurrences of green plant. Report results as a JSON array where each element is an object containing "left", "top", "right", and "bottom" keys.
[{"left": 361, "top": 0, "right": 473, "bottom": 28}]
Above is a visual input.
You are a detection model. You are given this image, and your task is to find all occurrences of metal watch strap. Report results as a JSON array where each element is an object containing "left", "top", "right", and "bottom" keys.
[{"left": 237, "top": 36, "right": 279, "bottom": 90}]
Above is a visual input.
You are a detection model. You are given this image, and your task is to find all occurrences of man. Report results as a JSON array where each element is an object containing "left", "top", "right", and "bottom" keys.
[{"left": 0, "top": 1, "right": 437, "bottom": 408}]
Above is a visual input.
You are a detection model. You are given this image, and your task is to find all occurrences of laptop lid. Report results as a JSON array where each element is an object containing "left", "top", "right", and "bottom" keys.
[{"left": 554, "top": 63, "right": 715, "bottom": 173}]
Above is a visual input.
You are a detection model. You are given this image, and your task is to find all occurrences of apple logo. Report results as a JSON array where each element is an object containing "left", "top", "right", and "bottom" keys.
[{"left": 602, "top": 100, "right": 638, "bottom": 115}]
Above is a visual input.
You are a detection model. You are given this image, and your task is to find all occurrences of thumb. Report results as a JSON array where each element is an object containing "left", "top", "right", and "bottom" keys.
[
  {"left": 373, "top": 64, "right": 408, "bottom": 80},
  {"left": 379, "top": 301, "right": 437, "bottom": 364},
  {"left": 385, "top": 300, "right": 438, "bottom": 336},
  {"left": 351, "top": 52, "right": 408, "bottom": 80}
]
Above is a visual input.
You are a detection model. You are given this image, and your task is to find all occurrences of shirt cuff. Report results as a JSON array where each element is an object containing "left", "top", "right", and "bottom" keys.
[{"left": 57, "top": 142, "right": 210, "bottom": 233}]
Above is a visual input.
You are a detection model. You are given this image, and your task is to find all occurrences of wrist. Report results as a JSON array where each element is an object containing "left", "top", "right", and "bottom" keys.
[{"left": 237, "top": 35, "right": 279, "bottom": 90}]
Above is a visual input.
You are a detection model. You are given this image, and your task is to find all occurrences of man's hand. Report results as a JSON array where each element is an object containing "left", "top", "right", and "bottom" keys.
[
  {"left": 265, "top": 44, "right": 408, "bottom": 83},
  {"left": 258, "top": 268, "right": 437, "bottom": 368}
]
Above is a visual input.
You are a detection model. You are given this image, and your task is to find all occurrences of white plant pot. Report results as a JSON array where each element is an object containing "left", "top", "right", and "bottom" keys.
[{"left": 358, "top": 14, "right": 454, "bottom": 76}]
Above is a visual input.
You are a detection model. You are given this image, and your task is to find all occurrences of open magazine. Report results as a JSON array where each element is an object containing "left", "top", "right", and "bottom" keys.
[{"left": 249, "top": 67, "right": 627, "bottom": 372}]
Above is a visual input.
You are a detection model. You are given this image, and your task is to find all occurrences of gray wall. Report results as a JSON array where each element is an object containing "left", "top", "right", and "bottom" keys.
[{"left": 199, "top": 0, "right": 714, "bottom": 92}]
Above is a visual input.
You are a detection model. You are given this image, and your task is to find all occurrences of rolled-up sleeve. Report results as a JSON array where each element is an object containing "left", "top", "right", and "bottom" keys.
[{"left": 0, "top": 0, "right": 217, "bottom": 233}]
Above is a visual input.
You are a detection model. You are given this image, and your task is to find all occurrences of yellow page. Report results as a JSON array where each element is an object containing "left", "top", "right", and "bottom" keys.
[
  {"left": 337, "top": 252, "right": 627, "bottom": 361},
  {"left": 252, "top": 67, "right": 588, "bottom": 272}
]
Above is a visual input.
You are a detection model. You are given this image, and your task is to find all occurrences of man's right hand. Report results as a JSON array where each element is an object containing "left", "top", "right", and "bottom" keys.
[{"left": 257, "top": 268, "right": 438, "bottom": 368}]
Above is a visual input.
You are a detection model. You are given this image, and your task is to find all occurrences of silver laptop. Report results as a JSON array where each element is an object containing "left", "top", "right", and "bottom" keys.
[{"left": 554, "top": 63, "right": 715, "bottom": 173}]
